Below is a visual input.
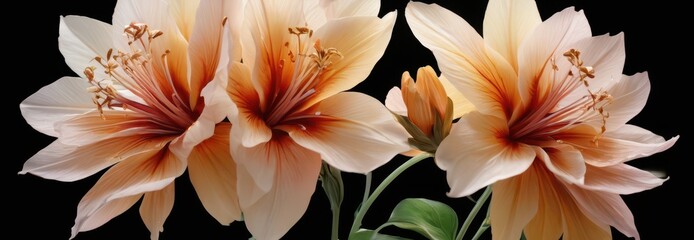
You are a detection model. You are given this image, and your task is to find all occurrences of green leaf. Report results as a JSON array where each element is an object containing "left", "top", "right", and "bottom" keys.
[
  {"left": 378, "top": 198, "right": 459, "bottom": 240},
  {"left": 350, "top": 229, "right": 411, "bottom": 240}
]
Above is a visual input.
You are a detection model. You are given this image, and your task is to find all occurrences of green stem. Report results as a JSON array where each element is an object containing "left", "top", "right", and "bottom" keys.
[
  {"left": 363, "top": 172, "right": 372, "bottom": 204},
  {"left": 471, "top": 205, "right": 491, "bottom": 240},
  {"left": 331, "top": 204, "right": 340, "bottom": 240},
  {"left": 456, "top": 186, "right": 492, "bottom": 240},
  {"left": 349, "top": 153, "right": 432, "bottom": 236}
]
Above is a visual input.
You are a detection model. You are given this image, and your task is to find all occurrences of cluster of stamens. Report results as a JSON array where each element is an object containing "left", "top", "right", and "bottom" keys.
[
  {"left": 84, "top": 22, "right": 166, "bottom": 118},
  {"left": 563, "top": 49, "right": 612, "bottom": 143},
  {"left": 84, "top": 65, "right": 118, "bottom": 118},
  {"left": 265, "top": 26, "right": 343, "bottom": 126}
]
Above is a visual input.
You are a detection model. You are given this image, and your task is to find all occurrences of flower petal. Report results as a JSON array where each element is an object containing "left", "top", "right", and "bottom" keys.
[
  {"left": 319, "top": 0, "right": 380, "bottom": 19},
  {"left": 71, "top": 194, "right": 142, "bottom": 235},
  {"left": 187, "top": 0, "right": 229, "bottom": 108},
  {"left": 58, "top": 16, "right": 113, "bottom": 79},
  {"left": 524, "top": 166, "right": 563, "bottom": 240},
  {"left": 536, "top": 144, "right": 586, "bottom": 184},
  {"left": 167, "top": 0, "right": 200, "bottom": 39},
  {"left": 582, "top": 163, "right": 666, "bottom": 195},
  {"left": 20, "top": 136, "right": 170, "bottom": 182},
  {"left": 170, "top": 79, "right": 233, "bottom": 160},
  {"left": 558, "top": 33, "right": 626, "bottom": 108},
  {"left": 439, "top": 75, "right": 475, "bottom": 118},
  {"left": 483, "top": 0, "right": 541, "bottom": 70},
  {"left": 139, "top": 183, "right": 175, "bottom": 240},
  {"left": 566, "top": 184, "right": 638, "bottom": 239},
  {"left": 385, "top": 87, "right": 407, "bottom": 116},
  {"left": 406, "top": 2, "right": 518, "bottom": 119},
  {"left": 56, "top": 110, "right": 172, "bottom": 146},
  {"left": 436, "top": 112, "right": 536, "bottom": 197},
  {"left": 235, "top": 134, "right": 322, "bottom": 240},
  {"left": 401, "top": 71, "right": 435, "bottom": 136},
  {"left": 71, "top": 148, "right": 185, "bottom": 238},
  {"left": 602, "top": 72, "right": 650, "bottom": 129},
  {"left": 227, "top": 62, "right": 272, "bottom": 147},
  {"left": 560, "top": 124, "right": 678, "bottom": 166},
  {"left": 490, "top": 167, "right": 539, "bottom": 240},
  {"left": 308, "top": 12, "right": 396, "bottom": 105},
  {"left": 188, "top": 123, "right": 241, "bottom": 225},
  {"left": 282, "top": 92, "right": 410, "bottom": 173},
  {"left": 537, "top": 166, "right": 612, "bottom": 240},
  {"left": 20, "top": 77, "right": 93, "bottom": 136},
  {"left": 242, "top": 0, "right": 305, "bottom": 103},
  {"left": 517, "top": 7, "right": 591, "bottom": 105}
]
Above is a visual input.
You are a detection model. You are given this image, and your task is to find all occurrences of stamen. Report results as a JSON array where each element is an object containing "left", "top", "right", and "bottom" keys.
[
  {"left": 83, "top": 22, "right": 195, "bottom": 130},
  {"left": 512, "top": 49, "right": 611, "bottom": 142},
  {"left": 265, "top": 26, "right": 343, "bottom": 126}
]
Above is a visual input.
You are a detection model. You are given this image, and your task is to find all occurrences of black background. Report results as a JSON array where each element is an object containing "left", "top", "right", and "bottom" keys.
[{"left": 9, "top": 0, "right": 689, "bottom": 239}]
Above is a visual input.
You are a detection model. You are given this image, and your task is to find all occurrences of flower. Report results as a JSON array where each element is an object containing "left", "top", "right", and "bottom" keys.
[
  {"left": 19, "top": 0, "right": 242, "bottom": 238},
  {"left": 385, "top": 65, "right": 474, "bottom": 154},
  {"left": 226, "top": 0, "right": 408, "bottom": 238},
  {"left": 406, "top": 0, "right": 679, "bottom": 239}
]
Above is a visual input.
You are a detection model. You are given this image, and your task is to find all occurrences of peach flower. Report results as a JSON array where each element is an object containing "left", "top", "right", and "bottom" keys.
[{"left": 406, "top": 0, "right": 679, "bottom": 239}]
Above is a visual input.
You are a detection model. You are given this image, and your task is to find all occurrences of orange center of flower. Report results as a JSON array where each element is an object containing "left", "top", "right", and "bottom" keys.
[
  {"left": 511, "top": 49, "right": 612, "bottom": 144},
  {"left": 264, "top": 27, "right": 342, "bottom": 127},
  {"left": 85, "top": 22, "right": 196, "bottom": 134}
]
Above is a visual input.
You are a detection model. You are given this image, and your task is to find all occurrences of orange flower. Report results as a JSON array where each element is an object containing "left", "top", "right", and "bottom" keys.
[
  {"left": 406, "top": 0, "right": 679, "bottom": 239},
  {"left": 19, "top": 1, "right": 242, "bottom": 238},
  {"left": 385, "top": 65, "right": 474, "bottom": 154},
  {"left": 226, "top": 0, "right": 408, "bottom": 239}
]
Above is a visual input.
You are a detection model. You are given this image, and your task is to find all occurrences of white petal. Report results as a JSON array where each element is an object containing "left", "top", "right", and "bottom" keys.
[
  {"left": 558, "top": 33, "right": 626, "bottom": 108},
  {"left": 490, "top": 168, "right": 539, "bottom": 240},
  {"left": 55, "top": 111, "right": 172, "bottom": 146},
  {"left": 224, "top": 0, "right": 245, "bottom": 62},
  {"left": 304, "top": 0, "right": 328, "bottom": 29},
  {"left": 602, "top": 72, "right": 650, "bottom": 129},
  {"left": 166, "top": 0, "right": 201, "bottom": 38},
  {"left": 538, "top": 170, "right": 612, "bottom": 240},
  {"left": 483, "top": 0, "right": 541, "bottom": 70},
  {"left": 517, "top": 7, "right": 591, "bottom": 106},
  {"left": 71, "top": 194, "right": 142, "bottom": 236},
  {"left": 187, "top": 0, "right": 229, "bottom": 108},
  {"left": 188, "top": 123, "right": 241, "bottom": 224},
  {"left": 242, "top": 0, "right": 305, "bottom": 101},
  {"left": 319, "top": 0, "right": 380, "bottom": 19},
  {"left": 20, "top": 77, "right": 93, "bottom": 136},
  {"left": 284, "top": 92, "right": 410, "bottom": 173},
  {"left": 20, "top": 136, "right": 169, "bottom": 182},
  {"left": 560, "top": 124, "right": 678, "bottom": 166},
  {"left": 139, "top": 184, "right": 175, "bottom": 240},
  {"left": 384, "top": 87, "right": 407, "bottom": 116},
  {"left": 524, "top": 167, "right": 563, "bottom": 240},
  {"left": 227, "top": 62, "right": 272, "bottom": 147},
  {"left": 170, "top": 79, "right": 234, "bottom": 161},
  {"left": 236, "top": 135, "right": 322, "bottom": 240},
  {"left": 308, "top": 12, "right": 396, "bottom": 105},
  {"left": 439, "top": 75, "right": 475, "bottom": 118},
  {"left": 71, "top": 149, "right": 185, "bottom": 237},
  {"left": 59, "top": 16, "right": 113, "bottom": 79},
  {"left": 435, "top": 112, "right": 536, "bottom": 197},
  {"left": 582, "top": 163, "right": 666, "bottom": 195},
  {"left": 406, "top": 2, "right": 518, "bottom": 119},
  {"left": 536, "top": 145, "right": 586, "bottom": 184},
  {"left": 232, "top": 132, "right": 320, "bottom": 196},
  {"left": 566, "top": 184, "right": 639, "bottom": 239}
]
